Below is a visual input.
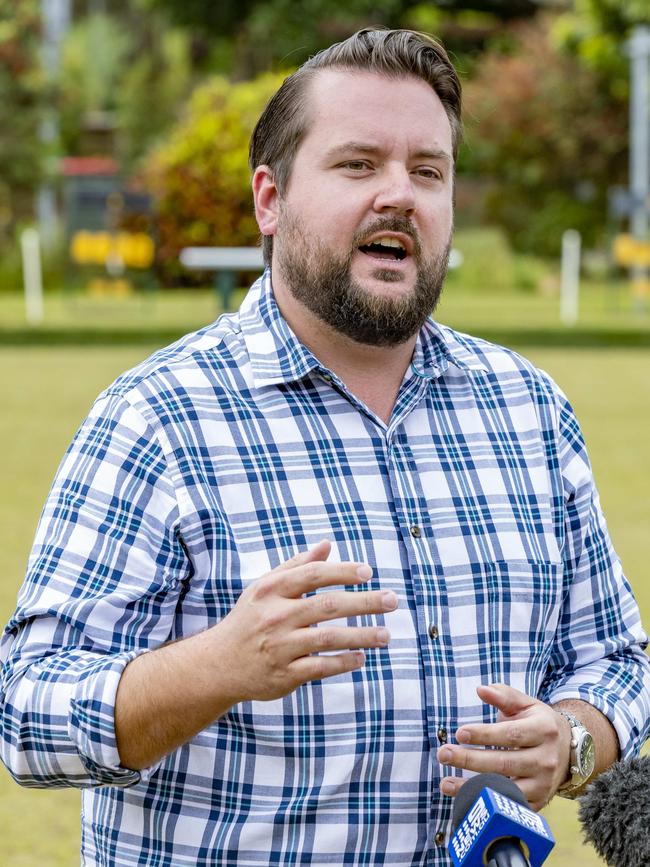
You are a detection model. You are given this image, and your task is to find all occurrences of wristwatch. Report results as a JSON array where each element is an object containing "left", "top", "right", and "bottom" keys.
[{"left": 556, "top": 710, "right": 595, "bottom": 799}]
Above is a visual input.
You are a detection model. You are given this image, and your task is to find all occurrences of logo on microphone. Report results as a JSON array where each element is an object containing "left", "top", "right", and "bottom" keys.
[
  {"left": 450, "top": 795, "right": 490, "bottom": 862},
  {"left": 449, "top": 781, "right": 555, "bottom": 867}
]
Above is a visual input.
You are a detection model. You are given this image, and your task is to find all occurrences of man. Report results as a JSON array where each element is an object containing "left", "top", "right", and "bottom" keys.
[{"left": 2, "top": 28, "right": 649, "bottom": 867}]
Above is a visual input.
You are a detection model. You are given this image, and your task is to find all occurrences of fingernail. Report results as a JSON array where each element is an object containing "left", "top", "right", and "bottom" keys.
[
  {"left": 438, "top": 747, "right": 452, "bottom": 763},
  {"left": 456, "top": 729, "right": 471, "bottom": 744},
  {"left": 377, "top": 628, "right": 390, "bottom": 645},
  {"left": 382, "top": 591, "right": 398, "bottom": 610},
  {"left": 356, "top": 565, "right": 372, "bottom": 580},
  {"left": 441, "top": 780, "right": 457, "bottom": 796}
]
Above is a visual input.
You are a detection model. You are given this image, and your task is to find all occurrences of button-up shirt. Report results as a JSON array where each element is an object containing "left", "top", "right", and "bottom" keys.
[{"left": 2, "top": 271, "right": 649, "bottom": 866}]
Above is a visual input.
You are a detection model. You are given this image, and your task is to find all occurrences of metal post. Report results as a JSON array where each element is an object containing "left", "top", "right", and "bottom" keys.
[
  {"left": 37, "top": 0, "right": 71, "bottom": 247},
  {"left": 628, "top": 26, "right": 650, "bottom": 306},
  {"left": 560, "top": 229, "right": 581, "bottom": 326},
  {"left": 216, "top": 271, "right": 236, "bottom": 313}
]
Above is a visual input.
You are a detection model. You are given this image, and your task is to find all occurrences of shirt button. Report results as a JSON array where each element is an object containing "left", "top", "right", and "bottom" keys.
[
  {"left": 434, "top": 830, "right": 445, "bottom": 845},
  {"left": 409, "top": 525, "right": 422, "bottom": 538},
  {"left": 321, "top": 373, "right": 332, "bottom": 383},
  {"left": 437, "top": 727, "right": 448, "bottom": 744},
  {"left": 428, "top": 623, "right": 439, "bottom": 640}
]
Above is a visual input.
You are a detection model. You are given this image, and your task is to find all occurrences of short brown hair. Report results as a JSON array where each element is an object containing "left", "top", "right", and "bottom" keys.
[{"left": 249, "top": 28, "right": 463, "bottom": 264}]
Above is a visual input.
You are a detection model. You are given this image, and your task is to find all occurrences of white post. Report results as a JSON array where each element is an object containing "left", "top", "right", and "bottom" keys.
[
  {"left": 21, "top": 228, "right": 45, "bottom": 325},
  {"left": 560, "top": 229, "right": 581, "bottom": 326}
]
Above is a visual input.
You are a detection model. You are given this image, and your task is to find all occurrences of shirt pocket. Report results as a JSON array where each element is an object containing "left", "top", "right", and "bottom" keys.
[{"left": 446, "top": 558, "right": 564, "bottom": 709}]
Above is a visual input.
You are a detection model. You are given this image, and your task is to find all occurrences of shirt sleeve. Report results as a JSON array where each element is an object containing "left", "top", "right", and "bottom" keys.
[
  {"left": 537, "top": 383, "right": 650, "bottom": 758},
  {"left": 0, "top": 390, "right": 190, "bottom": 788}
]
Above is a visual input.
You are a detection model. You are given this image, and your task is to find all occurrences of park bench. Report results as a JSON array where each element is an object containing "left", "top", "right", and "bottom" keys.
[{"left": 180, "top": 246, "right": 264, "bottom": 310}]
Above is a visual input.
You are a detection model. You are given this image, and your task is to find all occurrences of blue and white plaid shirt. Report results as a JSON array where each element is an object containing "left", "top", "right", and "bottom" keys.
[{"left": 2, "top": 271, "right": 649, "bottom": 866}]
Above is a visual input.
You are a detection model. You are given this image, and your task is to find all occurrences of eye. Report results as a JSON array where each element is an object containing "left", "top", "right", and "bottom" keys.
[
  {"left": 340, "top": 160, "right": 371, "bottom": 172},
  {"left": 414, "top": 166, "right": 442, "bottom": 180}
]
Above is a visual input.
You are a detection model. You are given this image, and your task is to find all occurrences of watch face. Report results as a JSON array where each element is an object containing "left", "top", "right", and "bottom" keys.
[{"left": 579, "top": 733, "right": 596, "bottom": 777}]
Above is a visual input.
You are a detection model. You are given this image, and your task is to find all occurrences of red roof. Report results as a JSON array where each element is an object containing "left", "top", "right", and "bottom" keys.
[{"left": 60, "top": 156, "right": 119, "bottom": 177}]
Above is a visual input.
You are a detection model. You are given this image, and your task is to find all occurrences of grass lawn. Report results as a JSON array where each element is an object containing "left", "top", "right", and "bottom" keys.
[{"left": 0, "top": 294, "right": 648, "bottom": 864}]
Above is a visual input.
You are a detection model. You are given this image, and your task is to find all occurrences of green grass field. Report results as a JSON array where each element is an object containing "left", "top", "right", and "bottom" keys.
[{"left": 0, "top": 285, "right": 648, "bottom": 864}]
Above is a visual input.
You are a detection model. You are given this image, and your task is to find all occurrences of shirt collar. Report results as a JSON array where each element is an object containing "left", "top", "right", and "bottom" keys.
[
  {"left": 240, "top": 269, "right": 322, "bottom": 387},
  {"left": 240, "top": 269, "right": 488, "bottom": 388},
  {"left": 411, "top": 318, "right": 490, "bottom": 380}
]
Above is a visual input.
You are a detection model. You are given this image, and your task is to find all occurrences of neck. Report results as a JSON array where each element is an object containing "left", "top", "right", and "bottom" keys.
[{"left": 271, "top": 277, "right": 417, "bottom": 425}]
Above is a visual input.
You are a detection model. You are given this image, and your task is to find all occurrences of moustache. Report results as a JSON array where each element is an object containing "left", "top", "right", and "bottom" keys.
[{"left": 351, "top": 216, "right": 422, "bottom": 259}]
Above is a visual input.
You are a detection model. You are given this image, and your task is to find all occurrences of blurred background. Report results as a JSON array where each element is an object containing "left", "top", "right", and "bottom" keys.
[{"left": 1, "top": 0, "right": 649, "bottom": 864}]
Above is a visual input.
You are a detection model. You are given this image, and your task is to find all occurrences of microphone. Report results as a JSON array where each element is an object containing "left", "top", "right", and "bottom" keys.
[
  {"left": 579, "top": 756, "right": 650, "bottom": 867},
  {"left": 448, "top": 773, "right": 555, "bottom": 867}
]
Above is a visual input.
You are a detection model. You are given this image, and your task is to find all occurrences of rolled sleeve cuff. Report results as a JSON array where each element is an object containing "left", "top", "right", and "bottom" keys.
[
  {"left": 544, "top": 651, "right": 650, "bottom": 760},
  {"left": 69, "top": 649, "right": 161, "bottom": 786}
]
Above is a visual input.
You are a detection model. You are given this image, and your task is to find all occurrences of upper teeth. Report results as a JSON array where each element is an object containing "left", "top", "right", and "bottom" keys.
[{"left": 372, "top": 237, "right": 406, "bottom": 250}]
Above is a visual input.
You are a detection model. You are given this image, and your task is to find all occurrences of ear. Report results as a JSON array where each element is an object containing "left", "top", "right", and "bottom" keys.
[{"left": 252, "top": 165, "right": 279, "bottom": 238}]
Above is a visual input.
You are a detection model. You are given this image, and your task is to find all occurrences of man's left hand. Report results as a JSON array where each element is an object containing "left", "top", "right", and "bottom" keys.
[{"left": 437, "top": 683, "right": 571, "bottom": 811}]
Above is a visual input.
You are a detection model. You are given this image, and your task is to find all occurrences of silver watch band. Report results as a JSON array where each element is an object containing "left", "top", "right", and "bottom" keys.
[{"left": 556, "top": 710, "right": 594, "bottom": 799}]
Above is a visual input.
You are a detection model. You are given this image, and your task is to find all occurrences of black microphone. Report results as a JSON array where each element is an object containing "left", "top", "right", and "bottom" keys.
[
  {"left": 579, "top": 756, "right": 650, "bottom": 867},
  {"left": 449, "top": 772, "right": 554, "bottom": 867}
]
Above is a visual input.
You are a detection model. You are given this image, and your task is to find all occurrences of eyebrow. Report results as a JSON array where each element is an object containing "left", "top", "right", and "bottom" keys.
[{"left": 325, "top": 142, "right": 452, "bottom": 164}]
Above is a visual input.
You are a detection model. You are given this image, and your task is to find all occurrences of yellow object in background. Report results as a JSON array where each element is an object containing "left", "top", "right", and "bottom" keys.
[
  {"left": 613, "top": 233, "right": 650, "bottom": 268},
  {"left": 70, "top": 231, "right": 155, "bottom": 269}
]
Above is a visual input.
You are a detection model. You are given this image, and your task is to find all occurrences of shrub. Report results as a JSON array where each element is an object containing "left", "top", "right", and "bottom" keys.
[{"left": 144, "top": 71, "right": 287, "bottom": 283}]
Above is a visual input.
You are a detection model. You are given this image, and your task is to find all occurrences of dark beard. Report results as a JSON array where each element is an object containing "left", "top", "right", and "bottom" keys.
[{"left": 275, "top": 214, "right": 450, "bottom": 347}]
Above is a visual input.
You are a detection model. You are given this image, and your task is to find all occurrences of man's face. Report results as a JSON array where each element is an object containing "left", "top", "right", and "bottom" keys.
[{"left": 272, "top": 69, "right": 455, "bottom": 347}]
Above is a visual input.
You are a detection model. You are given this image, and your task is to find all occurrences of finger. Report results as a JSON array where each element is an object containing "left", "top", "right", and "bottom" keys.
[
  {"left": 290, "top": 624, "right": 391, "bottom": 656},
  {"left": 437, "top": 744, "right": 540, "bottom": 780},
  {"left": 289, "top": 650, "right": 366, "bottom": 684},
  {"left": 440, "top": 774, "right": 547, "bottom": 812},
  {"left": 455, "top": 719, "right": 542, "bottom": 750},
  {"left": 269, "top": 539, "right": 332, "bottom": 574},
  {"left": 518, "top": 783, "right": 550, "bottom": 813},
  {"left": 273, "top": 560, "right": 375, "bottom": 597},
  {"left": 295, "top": 588, "right": 398, "bottom": 626},
  {"left": 477, "top": 683, "right": 537, "bottom": 718}
]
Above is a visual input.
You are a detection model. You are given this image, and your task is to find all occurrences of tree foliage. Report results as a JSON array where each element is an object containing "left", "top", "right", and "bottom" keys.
[
  {"left": 145, "top": 0, "right": 541, "bottom": 75},
  {"left": 554, "top": 0, "right": 650, "bottom": 98},
  {"left": 147, "top": 0, "right": 540, "bottom": 34},
  {"left": 58, "top": 13, "right": 131, "bottom": 152},
  {"left": 462, "top": 17, "right": 628, "bottom": 255},
  {"left": 0, "top": 0, "right": 44, "bottom": 235},
  {"left": 58, "top": 10, "right": 193, "bottom": 169}
]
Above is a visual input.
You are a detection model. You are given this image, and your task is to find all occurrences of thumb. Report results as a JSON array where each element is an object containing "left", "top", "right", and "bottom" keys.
[
  {"left": 270, "top": 539, "right": 332, "bottom": 574},
  {"left": 477, "top": 683, "right": 536, "bottom": 718}
]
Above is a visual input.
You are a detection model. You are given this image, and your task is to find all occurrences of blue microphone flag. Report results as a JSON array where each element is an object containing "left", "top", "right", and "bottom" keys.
[{"left": 448, "top": 784, "right": 555, "bottom": 866}]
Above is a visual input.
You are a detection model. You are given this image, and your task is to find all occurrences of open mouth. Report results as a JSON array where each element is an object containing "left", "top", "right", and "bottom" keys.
[{"left": 358, "top": 236, "right": 407, "bottom": 262}]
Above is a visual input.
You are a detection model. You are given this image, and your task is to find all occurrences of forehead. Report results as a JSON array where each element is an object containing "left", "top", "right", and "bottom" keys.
[{"left": 299, "top": 68, "right": 453, "bottom": 157}]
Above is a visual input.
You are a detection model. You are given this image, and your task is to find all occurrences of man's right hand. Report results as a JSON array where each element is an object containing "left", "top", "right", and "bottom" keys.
[
  {"left": 116, "top": 540, "right": 397, "bottom": 770},
  {"left": 214, "top": 539, "right": 398, "bottom": 703}
]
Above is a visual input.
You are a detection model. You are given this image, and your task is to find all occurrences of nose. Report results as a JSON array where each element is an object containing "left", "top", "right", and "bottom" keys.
[{"left": 372, "top": 164, "right": 416, "bottom": 215}]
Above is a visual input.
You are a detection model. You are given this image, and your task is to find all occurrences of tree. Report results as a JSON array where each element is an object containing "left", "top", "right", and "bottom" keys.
[
  {"left": 461, "top": 16, "right": 628, "bottom": 255},
  {"left": 57, "top": 6, "right": 194, "bottom": 170},
  {"left": 58, "top": 13, "right": 132, "bottom": 156},
  {"left": 554, "top": 0, "right": 650, "bottom": 98},
  {"left": 145, "top": 0, "right": 543, "bottom": 76},
  {"left": 0, "top": 0, "right": 44, "bottom": 238},
  {"left": 146, "top": 0, "right": 541, "bottom": 34}
]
